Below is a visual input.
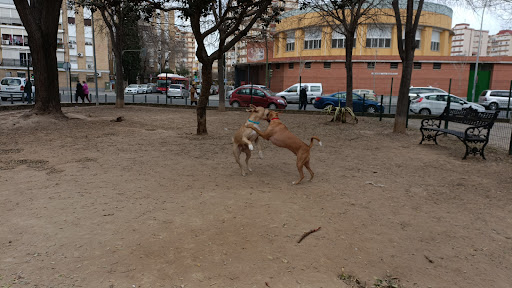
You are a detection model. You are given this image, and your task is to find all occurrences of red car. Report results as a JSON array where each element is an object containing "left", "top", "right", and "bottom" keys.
[{"left": 229, "top": 86, "right": 287, "bottom": 109}]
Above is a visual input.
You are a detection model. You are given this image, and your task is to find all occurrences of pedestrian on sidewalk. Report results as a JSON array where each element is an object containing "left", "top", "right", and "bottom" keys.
[{"left": 299, "top": 85, "right": 308, "bottom": 110}]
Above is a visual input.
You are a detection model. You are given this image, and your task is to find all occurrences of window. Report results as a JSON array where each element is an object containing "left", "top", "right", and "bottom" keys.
[
  {"left": 86, "top": 75, "right": 95, "bottom": 82},
  {"left": 17, "top": 72, "right": 26, "bottom": 78},
  {"left": 286, "top": 86, "right": 298, "bottom": 93},
  {"left": 252, "top": 89, "right": 265, "bottom": 97},
  {"left": 2, "top": 34, "right": 11, "bottom": 45},
  {"left": 83, "top": 18, "right": 92, "bottom": 26},
  {"left": 331, "top": 28, "right": 356, "bottom": 48},
  {"left": 20, "top": 53, "right": 31, "bottom": 66},
  {"left": 367, "top": 62, "right": 375, "bottom": 69},
  {"left": 402, "top": 29, "right": 422, "bottom": 49},
  {"left": 71, "top": 74, "right": 79, "bottom": 82},
  {"left": 286, "top": 31, "right": 295, "bottom": 52},
  {"left": 69, "top": 36, "right": 77, "bottom": 44},
  {"left": 304, "top": 28, "right": 321, "bottom": 50},
  {"left": 324, "top": 62, "right": 331, "bottom": 69},
  {"left": 85, "top": 37, "right": 93, "bottom": 45},
  {"left": 275, "top": 63, "right": 281, "bottom": 70},
  {"left": 431, "top": 30, "right": 440, "bottom": 51},
  {"left": 305, "top": 62, "right": 311, "bottom": 69},
  {"left": 238, "top": 88, "right": 251, "bottom": 95},
  {"left": 13, "top": 35, "right": 23, "bottom": 46},
  {"left": 413, "top": 62, "right": 422, "bottom": 69},
  {"left": 310, "top": 86, "right": 321, "bottom": 92},
  {"left": 366, "top": 26, "right": 391, "bottom": 48},
  {"left": 68, "top": 17, "right": 75, "bottom": 25},
  {"left": 433, "top": 63, "right": 441, "bottom": 70},
  {"left": 390, "top": 62, "right": 398, "bottom": 69},
  {"left": 289, "top": 63, "right": 294, "bottom": 69}
]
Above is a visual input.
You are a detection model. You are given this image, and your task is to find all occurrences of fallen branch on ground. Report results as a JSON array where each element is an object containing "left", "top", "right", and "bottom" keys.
[{"left": 297, "top": 227, "right": 321, "bottom": 243}]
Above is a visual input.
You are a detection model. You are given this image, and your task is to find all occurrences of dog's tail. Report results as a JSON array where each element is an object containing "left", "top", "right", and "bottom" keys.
[{"left": 309, "top": 136, "right": 322, "bottom": 148}]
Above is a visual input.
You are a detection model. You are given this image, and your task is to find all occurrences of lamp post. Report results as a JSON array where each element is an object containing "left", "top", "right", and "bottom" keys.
[
  {"left": 91, "top": 10, "right": 99, "bottom": 106},
  {"left": 471, "top": 1, "right": 488, "bottom": 102}
]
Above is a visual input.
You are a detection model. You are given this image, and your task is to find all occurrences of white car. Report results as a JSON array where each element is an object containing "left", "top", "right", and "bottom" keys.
[
  {"left": 166, "top": 84, "right": 188, "bottom": 98},
  {"left": 276, "top": 83, "right": 322, "bottom": 104},
  {"left": 140, "top": 84, "right": 153, "bottom": 94},
  {"left": 409, "top": 86, "right": 447, "bottom": 100},
  {"left": 0, "top": 77, "right": 35, "bottom": 101},
  {"left": 125, "top": 84, "right": 144, "bottom": 94},
  {"left": 410, "top": 93, "right": 486, "bottom": 115},
  {"left": 353, "top": 89, "right": 377, "bottom": 101}
]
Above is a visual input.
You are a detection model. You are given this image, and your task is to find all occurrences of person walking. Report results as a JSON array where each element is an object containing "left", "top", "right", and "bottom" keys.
[
  {"left": 299, "top": 85, "right": 308, "bottom": 110},
  {"left": 24, "top": 78, "right": 32, "bottom": 103},
  {"left": 82, "top": 81, "right": 91, "bottom": 103},
  {"left": 190, "top": 84, "right": 198, "bottom": 105},
  {"left": 75, "top": 80, "right": 84, "bottom": 103}
]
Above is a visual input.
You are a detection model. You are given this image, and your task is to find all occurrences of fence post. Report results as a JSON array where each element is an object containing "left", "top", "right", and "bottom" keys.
[
  {"left": 157, "top": 95, "right": 159, "bottom": 104},
  {"left": 388, "top": 77, "right": 393, "bottom": 114},
  {"left": 362, "top": 95, "right": 365, "bottom": 116},
  {"left": 406, "top": 99, "right": 410, "bottom": 128},
  {"left": 145, "top": 95, "right": 147, "bottom": 103},
  {"left": 444, "top": 78, "right": 452, "bottom": 130},
  {"left": 507, "top": 80, "right": 511, "bottom": 119},
  {"left": 379, "top": 95, "right": 383, "bottom": 121},
  {"left": 132, "top": 94, "right": 135, "bottom": 103},
  {"left": 10, "top": 94, "right": 14, "bottom": 104},
  {"left": 105, "top": 94, "right": 107, "bottom": 103}
]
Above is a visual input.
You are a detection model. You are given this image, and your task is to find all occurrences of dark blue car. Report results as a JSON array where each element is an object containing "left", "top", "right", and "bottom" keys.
[{"left": 313, "top": 92, "right": 384, "bottom": 113}]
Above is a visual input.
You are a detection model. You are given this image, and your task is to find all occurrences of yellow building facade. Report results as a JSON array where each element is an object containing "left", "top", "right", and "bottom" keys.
[{"left": 273, "top": 3, "right": 453, "bottom": 59}]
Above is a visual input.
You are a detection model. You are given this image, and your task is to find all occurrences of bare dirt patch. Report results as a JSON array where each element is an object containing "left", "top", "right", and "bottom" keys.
[{"left": 1, "top": 106, "right": 511, "bottom": 288}]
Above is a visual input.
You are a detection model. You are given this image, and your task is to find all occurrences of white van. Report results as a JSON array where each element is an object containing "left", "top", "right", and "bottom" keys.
[{"left": 276, "top": 83, "right": 322, "bottom": 104}]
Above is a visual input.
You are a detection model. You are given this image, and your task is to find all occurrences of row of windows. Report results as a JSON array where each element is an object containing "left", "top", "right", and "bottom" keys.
[
  {"left": 274, "top": 62, "right": 443, "bottom": 70},
  {"left": 285, "top": 38, "right": 438, "bottom": 51},
  {"left": 68, "top": 17, "right": 92, "bottom": 26}
]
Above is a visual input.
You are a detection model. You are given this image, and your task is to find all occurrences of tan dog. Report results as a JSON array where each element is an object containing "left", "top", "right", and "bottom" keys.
[
  {"left": 248, "top": 111, "right": 322, "bottom": 185},
  {"left": 232, "top": 104, "right": 269, "bottom": 176}
]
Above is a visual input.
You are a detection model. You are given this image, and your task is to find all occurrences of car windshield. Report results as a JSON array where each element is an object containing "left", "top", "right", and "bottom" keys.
[{"left": 128, "top": 84, "right": 138, "bottom": 88}]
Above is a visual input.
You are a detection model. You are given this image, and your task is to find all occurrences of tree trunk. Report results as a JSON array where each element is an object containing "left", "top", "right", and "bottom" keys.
[
  {"left": 218, "top": 54, "right": 225, "bottom": 112},
  {"left": 345, "top": 36, "right": 355, "bottom": 109},
  {"left": 13, "top": 0, "right": 63, "bottom": 116},
  {"left": 114, "top": 45, "right": 125, "bottom": 108},
  {"left": 393, "top": 54, "right": 414, "bottom": 133},
  {"left": 197, "top": 63, "right": 213, "bottom": 134}
]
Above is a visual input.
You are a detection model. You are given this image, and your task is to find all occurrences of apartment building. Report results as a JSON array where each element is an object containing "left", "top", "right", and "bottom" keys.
[
  {"left": 0, "top": 0, "right": 111, "bottom": 89},
  {"left": 451, "top": 23, "right": 489, "bottom": 56},
  {"left": 175, "top": 28, "right": 198, "bottom": 77},
  {"left": 487, "top": 30, "right": 512, "bottom": 56}
]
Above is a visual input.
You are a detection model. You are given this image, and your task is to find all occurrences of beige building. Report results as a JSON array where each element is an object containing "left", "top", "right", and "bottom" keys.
[
  {"left": 451, "top": 23, "right": 489, "bottom": 56},
  {"left": 0, "top": 0, "right": 111, "bottom": 90},
  {"left": 487, "top": 30, "right": 512, "bottom": 56},
  {"left": 175, "top": 29, "right": 198, "bottom": 77}
]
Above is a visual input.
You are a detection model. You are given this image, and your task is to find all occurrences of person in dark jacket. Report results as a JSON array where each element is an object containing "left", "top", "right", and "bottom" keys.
[
  {"left": 76, "top": 81, "right": 84, "bottom": 103},
  {"left": 299, "top": 85, "right": 308, "bottom": 110},
  {"left": 25, "top": 79, "right": 32, "bottom": 102}
]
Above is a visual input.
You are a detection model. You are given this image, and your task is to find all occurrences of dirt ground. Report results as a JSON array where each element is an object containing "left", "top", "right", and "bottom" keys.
[{"left": 1, "top": 105, "right": 511, "bottom": 288}]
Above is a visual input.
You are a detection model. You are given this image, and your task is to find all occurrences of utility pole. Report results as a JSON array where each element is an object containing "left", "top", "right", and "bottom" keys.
[
  {"left": 471, "top": 1, "right": 488, "bottom": 102},
  {"left": 92, "top": 10, "right": 99, "bottom": 106}
]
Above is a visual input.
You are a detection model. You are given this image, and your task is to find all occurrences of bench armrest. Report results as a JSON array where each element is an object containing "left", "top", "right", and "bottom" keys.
[{"left": 464, "top": 124, "right": 492, "bottom": 140}]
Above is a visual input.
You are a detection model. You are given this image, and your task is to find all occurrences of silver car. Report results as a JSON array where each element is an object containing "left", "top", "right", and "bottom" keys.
[
  {"left": 410, "top": 93, "right": 485, "bottom": 115},
  {"left": 409, "top": 86, "right": 447, "bottom": 100},
  {"left": 166, "top": 84, "right": 188, "bottom": 98},
  {"left": 478, "top": 90, "right": 512, "bottom": 110}
]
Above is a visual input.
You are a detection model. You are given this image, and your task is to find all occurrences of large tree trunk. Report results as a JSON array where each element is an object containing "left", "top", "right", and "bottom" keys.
[
  {"left": 14, "top": 0, "right": 63, "bottom": 116},
  {"left": 393, "top": 53, "right": 414, "bottom": 133},
  {"left": 197, "top": 63, "right": 213, "bottom": 134},
  {"left": 218, "top": 54, "right": 226, "bottom": 112},
  {"left": 114, "top": 45, "right": 125, "bottom": 108},
  {"left": 345, "top": 36, "right": 355, "bottom": 109}
]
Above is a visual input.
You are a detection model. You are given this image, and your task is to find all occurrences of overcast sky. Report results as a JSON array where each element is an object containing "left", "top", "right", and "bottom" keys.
[{"left": 451, "top": 6, "right": 507, "bottom": 34}]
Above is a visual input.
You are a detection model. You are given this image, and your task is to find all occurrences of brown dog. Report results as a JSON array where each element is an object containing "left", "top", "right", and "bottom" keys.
[
  {"left": 248, "top": 111, "right": 322, "bottom": 185},
  {"left": 232, "top": 105, "right": 269, "bottom": 176}
]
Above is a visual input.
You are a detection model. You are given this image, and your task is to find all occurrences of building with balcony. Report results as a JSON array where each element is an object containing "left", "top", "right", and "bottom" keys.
[
  {"left": 175, "top": 28, "right": 198, "bottom": 78},
  {"left": 450, "top": 23, "right": 488, "bottom": 56},
  {"left": 487, "top": 30, "right": 512, "bottom": 57},
  {"left": 0, "top": 0, "right": 110, "bottom": 90}
]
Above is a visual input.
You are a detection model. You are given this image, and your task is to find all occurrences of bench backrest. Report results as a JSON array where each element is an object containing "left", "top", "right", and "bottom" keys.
[{"left": 441, "top": 107, "right": 500, "bottom": 127}]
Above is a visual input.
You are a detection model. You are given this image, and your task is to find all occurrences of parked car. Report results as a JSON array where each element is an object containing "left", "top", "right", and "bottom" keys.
[
  {"left": 210, "top": 84, "right": 219, "bottom": 95},
  {"left": 166, "top": 84, "right": 188, "bottom": 98},
  {"left": 140, "top": 84, "right": 153, "bottom": 94},
  {"left": 0, "top": 77, "right": 35, "bottom": 101},
  {"left": 276, "top": 83, "right": 322, "bottom": 104},
  {"left": 478, "top": 90, "right": 512, "bottom": 110},
  {"left": 353, "top": 89, "right": 377, "bottom": 101},
  {"left": 125, "top": 84, "right": 144, "bottom": 94},
  {"left": 229, "top": 86, "right": 287, "bottom": 109},
  {"left": 410, "top": 93, "right": 486, "bottom": 115},
  {"left": 227, "top": 84, "right": 274, "bottom": 99},
  {"left": 313, "top": 92, "right": 384, "bottom": 113},
  {"left": 409, "top": 86, "right": 447, "bottom": 99}
]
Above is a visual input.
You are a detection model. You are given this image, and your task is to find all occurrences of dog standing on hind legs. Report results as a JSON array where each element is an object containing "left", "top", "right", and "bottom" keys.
[
  {"left": 248, "top": 111, "right": 322, "bottom": 185},
  {"left": 232, "top": 105, "right": 269, "bottom": 176}
]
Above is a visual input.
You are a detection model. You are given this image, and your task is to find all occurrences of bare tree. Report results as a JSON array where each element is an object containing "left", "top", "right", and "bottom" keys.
[
  {"left": 302, "top": 0, "right": 384, "bottom": 109},
  {"left": 170, "top": 0, "right": 281, "bottom": 135},
  {"left": 74, "top": 0, "right": 159, "bottom": 108},
  {"left": 13, "top": 0, "right": 64, "bottom": 116},
  {"left": 391, "top": 0, "right": 424, "bottom": 133}
]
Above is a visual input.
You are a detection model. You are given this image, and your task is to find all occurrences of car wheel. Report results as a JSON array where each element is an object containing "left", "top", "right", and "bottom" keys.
[
  {"left": 366, "top": 105, "right": 378, "bottom": 114},
  {"left": 419, "top": 108, "right": 431, "bottom": 115},
  {"left": 489, "top": 102, "right": 498, "bottom": 110},
  {"left": 268, "top": 103, "right": 277, "bottom": 109},
  {"left": 310, "top": 98, "right": 316, "bottom": 105},
  {"left": 232, "top": 101, "right": 240, "bottom": 107}
]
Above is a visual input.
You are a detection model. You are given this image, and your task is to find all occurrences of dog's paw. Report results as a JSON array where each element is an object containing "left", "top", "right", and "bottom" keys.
[{"left": 248, "top": 144, "right": 254, "bottom": 151}]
